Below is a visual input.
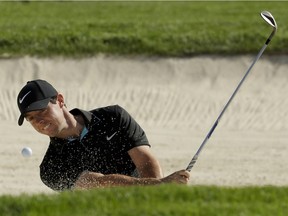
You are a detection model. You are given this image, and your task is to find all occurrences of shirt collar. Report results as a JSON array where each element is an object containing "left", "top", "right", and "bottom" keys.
[
  {"left": 50, "top": 109, "right": 93, "bottom": 144},
  {"left": 70, "top": 108, "right": 92, "bottom": 124}
]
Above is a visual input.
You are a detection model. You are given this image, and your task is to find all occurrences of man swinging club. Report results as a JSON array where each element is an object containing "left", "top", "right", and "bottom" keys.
[{"left": 17, "top": 79, "right": 190, "bottom": 191}]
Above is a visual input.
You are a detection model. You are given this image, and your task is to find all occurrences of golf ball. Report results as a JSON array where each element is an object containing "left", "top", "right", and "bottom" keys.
[{"left": 21, "top": 147, "right": 32, "bottom": 157}]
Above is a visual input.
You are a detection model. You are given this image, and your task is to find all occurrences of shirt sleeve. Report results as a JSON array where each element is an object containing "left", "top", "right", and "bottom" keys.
[{"left": 113, "top": 105, "right": 150, "bottom": 149}]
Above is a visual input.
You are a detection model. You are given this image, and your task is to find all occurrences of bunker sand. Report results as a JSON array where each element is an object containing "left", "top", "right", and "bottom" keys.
[{"left": 1, "top": 55, "right": 288, "bottom": 195}]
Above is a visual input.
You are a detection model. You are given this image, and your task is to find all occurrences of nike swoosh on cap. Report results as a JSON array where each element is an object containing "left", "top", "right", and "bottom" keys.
[{"left": 19, "top": 91, "right": 31, "bottom": 104}]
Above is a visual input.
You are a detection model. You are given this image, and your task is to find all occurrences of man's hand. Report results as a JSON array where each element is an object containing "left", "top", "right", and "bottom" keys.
[{"left": 161, "top": 170, "right": 190, "bottom": 184}]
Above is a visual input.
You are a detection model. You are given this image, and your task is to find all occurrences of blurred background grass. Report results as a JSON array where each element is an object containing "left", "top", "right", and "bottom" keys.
[{"left": 0, "top": 1, "right": 287, "bottom": 57}]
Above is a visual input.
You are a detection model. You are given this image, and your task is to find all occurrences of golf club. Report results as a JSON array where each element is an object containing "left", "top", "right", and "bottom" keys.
[{"left": 186, "top": 11, "right": 277, "bottom": 172}]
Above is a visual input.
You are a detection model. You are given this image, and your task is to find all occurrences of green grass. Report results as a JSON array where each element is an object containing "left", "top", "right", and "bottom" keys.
[
  {"left": 1, "top": 185, "right": 288, "bottom": 216},
  {"left": 0, "top": 1, "right": 287, "bottom": 57}
]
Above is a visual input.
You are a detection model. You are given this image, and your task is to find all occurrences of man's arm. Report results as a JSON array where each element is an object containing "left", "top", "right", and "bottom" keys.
[
  {"left": 73, "top": 170, "right": 190, "bottom": 190},
  {"left": 128, "top": 145, "right": 163, "bottom": 178}
]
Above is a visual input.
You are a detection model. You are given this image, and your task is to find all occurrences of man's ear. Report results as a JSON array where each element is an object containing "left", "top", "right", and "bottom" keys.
[{"left": 57, "top": 93, "right": 65, "bottom": 107}]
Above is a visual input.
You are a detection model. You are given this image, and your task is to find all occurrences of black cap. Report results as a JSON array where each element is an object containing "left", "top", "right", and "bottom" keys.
[{"left": 17, "top": 79, "right": 58, "bottom": 126}]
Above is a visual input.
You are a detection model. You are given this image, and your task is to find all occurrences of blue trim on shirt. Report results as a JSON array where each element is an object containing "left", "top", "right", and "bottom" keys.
[{"left": 68, "top": 126, "right": 88, "bottom": 142}]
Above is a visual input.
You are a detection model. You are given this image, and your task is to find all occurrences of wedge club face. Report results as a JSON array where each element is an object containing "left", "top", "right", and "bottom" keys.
[
  {"left": 261, "top": 11, "right": 277, "bottom": 29},
  {"left": 261, "top": 11, "right": 277, "bottom": 43}
]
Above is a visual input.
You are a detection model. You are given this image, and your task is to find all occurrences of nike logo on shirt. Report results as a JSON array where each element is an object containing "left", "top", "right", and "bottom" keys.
[{"left": 106, "top": 132, "right": 117, "bottom": 141}]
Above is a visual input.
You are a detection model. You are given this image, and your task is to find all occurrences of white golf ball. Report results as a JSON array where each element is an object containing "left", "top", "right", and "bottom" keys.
[{"left": 21, "top": 147, "right": 32, "bottom": 157}]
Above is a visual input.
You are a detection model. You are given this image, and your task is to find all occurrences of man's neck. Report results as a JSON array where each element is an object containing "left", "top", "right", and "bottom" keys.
[{"left": 57, "top": 114, "right": 85, "bottom": 140}]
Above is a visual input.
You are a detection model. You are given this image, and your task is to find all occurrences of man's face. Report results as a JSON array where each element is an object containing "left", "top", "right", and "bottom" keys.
[{"left": 25, "top": 96, "right": 66, "bottom": 137}]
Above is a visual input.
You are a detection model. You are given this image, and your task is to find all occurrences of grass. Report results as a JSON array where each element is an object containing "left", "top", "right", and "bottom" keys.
[
  {"left": 0, "top": 1, "right": 287, "bottom": 57},
  {"left": 1, "top": 185, "right": 288, "bottom": 216}
]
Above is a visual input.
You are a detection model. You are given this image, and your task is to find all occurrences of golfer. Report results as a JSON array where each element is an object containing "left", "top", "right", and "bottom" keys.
[{"left": 17, "top": 79, "right": 190, "bottom": 191}]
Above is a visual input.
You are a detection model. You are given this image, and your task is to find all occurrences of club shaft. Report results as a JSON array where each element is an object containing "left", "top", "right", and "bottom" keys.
[{"left": 186, "top": 43, "right": 268, "bottom": 172}]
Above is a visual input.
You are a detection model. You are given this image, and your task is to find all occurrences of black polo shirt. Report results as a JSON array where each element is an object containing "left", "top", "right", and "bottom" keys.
[{"left": 40, "top": 105, "right": 149, "bottom": 191}]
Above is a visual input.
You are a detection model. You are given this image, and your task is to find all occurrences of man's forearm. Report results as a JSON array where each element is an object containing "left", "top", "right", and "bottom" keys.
[
  {"left": 74, "top": 170, "right": 190, "bottom": 190},
  {"left": 74, "top": 171, "right": 162, "bottom": 190}
]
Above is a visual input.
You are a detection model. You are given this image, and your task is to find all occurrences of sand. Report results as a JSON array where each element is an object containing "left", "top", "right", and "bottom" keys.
[{"left": 1, "top": 55, "right": 288, "bottom": 195}]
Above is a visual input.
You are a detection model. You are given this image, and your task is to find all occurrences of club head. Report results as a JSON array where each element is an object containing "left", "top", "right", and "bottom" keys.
[
  {"left": 260, "top": 11, "right": 277, "bottom": 43},
  {"left": 261, "top": 11, "right": 277, "bottom": 29}
]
